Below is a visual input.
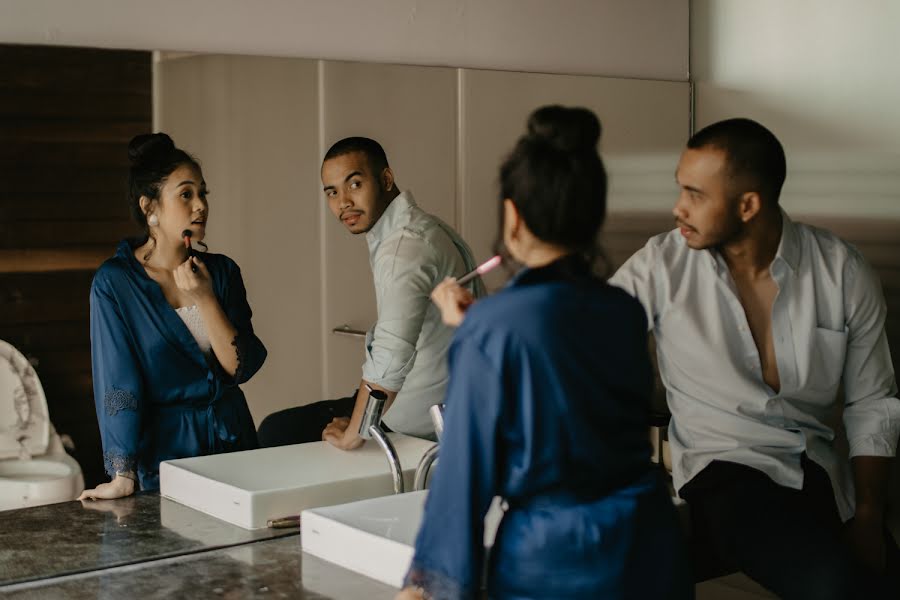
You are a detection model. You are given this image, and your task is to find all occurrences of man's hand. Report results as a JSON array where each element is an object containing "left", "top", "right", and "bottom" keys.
[
  {"left": 431, "top": 277, "right": 474, "bottom": 327},
  {"left": 322, "top": 417, "right": 365, "bottom": 451},
  {"left": 845, "top": 504, "right": 887, "bottom": 572}
]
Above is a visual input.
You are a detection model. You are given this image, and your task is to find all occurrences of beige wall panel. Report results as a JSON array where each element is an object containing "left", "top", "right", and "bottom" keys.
[
  {"left": 156, "top": 55, "right": 321, "bottom": 424},
  {"left": 320, "top": 60, "right": 457, "bottom": 397},
  {"left": 1, "top": 0, "right": 689, "bottom": 81},
  {"left": 459, "top": 69, "right": 690, "bottom": 288}
]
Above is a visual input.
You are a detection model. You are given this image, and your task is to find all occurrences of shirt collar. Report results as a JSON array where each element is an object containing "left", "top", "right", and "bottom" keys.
[
  {"left": 366, "top": 190, "right": 416, "bottom": 245},
  {"left": 775, "top": 209, "right": 800, "bottom": 273},
  {"left": 704, "top": 208, "right": 799, "bottom": 275}
]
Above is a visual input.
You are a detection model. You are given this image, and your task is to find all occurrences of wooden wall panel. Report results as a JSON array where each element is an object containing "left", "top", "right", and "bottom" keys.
[{"left": 0, "top": 44, "right": 152, "bottom": 488}]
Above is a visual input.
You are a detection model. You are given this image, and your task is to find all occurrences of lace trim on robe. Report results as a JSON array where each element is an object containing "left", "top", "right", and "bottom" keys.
[
  {"left": 104, "top": 388, "right": 138, "bottom": 416},
  {"left": 404, "top": 563, "right": 468, "bottom": 600},
  {"left": 231, "top": 332, "right": 246, "bottom": 382},
  {"left": 103, "top": 450, "right": 137, "bottom": 477}
]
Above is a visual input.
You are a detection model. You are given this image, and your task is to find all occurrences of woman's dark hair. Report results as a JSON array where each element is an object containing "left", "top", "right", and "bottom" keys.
[
  {"left": 126, "top": 133, "right": 201, "bottom": 260},
  {"left": 497, "top": 105, "right": 609, "bottom": 275}
]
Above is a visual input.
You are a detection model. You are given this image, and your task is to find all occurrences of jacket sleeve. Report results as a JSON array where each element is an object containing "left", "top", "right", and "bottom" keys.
[
  {"left": 363, "top": 234, "right": 437, "bottom": 391},
  {"left": 90, "top": 273, "right": 144, "bottom": 478}
]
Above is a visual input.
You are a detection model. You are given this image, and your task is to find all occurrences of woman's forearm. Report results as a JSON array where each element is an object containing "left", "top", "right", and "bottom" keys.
[{"left": 196, "top": 295, "right": 240, "bottom": 375}]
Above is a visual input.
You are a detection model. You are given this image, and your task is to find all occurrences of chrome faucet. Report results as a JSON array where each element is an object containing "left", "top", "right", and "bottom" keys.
[
  {"left": 358, "top": 387, "right": 404, "bottom": 494},
  {"left": 414, "top": 404, "right": 444, "bottom": 491}
]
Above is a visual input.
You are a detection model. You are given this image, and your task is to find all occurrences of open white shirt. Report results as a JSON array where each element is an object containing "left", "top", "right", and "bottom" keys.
[{"left": 610, "top": 210, "right": 900, "bottom": 520}]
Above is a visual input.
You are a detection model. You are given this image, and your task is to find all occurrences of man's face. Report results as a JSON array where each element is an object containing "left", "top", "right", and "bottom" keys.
[
  {"left": 321, "top": 151, "right": 387, "bottom": 235},
  {"left": 673, "top": 146, "right": 743, "bottom": 250}
]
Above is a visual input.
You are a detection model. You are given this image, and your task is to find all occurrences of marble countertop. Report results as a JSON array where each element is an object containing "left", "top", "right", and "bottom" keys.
[
  {"left": 0, "top": 492, "right": 296, "bottom": 587},
  {"left": 2, "top": 534, "right": 397, "bottom": 599}
]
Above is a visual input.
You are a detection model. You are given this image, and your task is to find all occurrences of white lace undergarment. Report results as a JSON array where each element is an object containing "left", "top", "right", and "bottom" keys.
[{"left": 174, "top": 305, "right": 212, "bottom": 354}]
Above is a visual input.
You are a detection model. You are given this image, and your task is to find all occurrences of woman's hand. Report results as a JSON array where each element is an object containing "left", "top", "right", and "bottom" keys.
[
  {"left": 430, "top": 277, "right": 475, "bottom": 327},
  {"left": 173, "top": 256, "right": 214, "bottom": 303},
  {"left": 395, "top": 587, "right": 427, "bottom": 600},
  {"left": 77, "top": 475, "right": 135, "bottom": 501}
]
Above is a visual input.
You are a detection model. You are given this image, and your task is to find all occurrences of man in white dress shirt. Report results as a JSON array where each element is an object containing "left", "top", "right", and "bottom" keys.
[
  {"left": 611, "top": 118, "right": 899, "bottom": 598},
  {"left": 258, "top": 137, "right": 482, "bottom": 449}
]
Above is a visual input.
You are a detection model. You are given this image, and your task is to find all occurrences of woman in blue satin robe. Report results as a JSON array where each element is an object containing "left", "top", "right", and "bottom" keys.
[
  {"left": 80, "top": 133, "right": 265, "bottom": 498},
  {"left": 400, "top": 107, "right": 691, "bottom": 599}
]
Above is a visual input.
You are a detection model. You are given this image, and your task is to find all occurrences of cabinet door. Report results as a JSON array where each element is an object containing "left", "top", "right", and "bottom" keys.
[
  {"left": 459, "top": 69, "right": 690, "bottom": 288},
  {"left": 319, "top": 60, "right": 458, "bottom": 397},
  {"left": 156, "top": 54, "right": 321, "bottom": 423}
]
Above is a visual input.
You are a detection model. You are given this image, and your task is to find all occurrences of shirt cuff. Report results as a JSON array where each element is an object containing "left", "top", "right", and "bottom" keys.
[{"left": 848, "top": 434, "right": 898, "bottom": 458}]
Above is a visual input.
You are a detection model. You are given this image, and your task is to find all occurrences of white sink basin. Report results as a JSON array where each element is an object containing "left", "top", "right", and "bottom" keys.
[
  {"left": 159, "top": 434, "right": 436, "bottom": 529},
  {"left": 302, "top": 490, "right": 689, "bottom": 589},
  {"left": 302, "top": 491, "right": 505, "bottom": 588},
  {"left": 302, "top": 491, "right": 427, "bottom": 588}
]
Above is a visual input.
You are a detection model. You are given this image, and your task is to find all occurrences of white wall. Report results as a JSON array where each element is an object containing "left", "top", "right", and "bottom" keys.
[
  {"left": 0, "top": 0, "right": 688, "bottom": 80},
  {"left": 692, "top": 0, "right": 900, "bottom": 217}
]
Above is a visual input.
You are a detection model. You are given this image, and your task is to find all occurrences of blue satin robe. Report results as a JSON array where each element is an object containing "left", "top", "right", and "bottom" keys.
[
  {"left": 405, "top": 256, "right": 691, "bottom": 599},
  {"left": 90, "top": 240, "right": 266, "bottom": 490}
]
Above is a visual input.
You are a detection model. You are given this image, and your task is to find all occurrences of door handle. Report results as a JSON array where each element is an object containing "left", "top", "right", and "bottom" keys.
[{"left": 332, "top": 324, "right": 367, "bottom": 339}]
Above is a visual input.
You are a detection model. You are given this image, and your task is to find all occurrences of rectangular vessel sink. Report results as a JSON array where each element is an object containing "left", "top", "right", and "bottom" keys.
[
  {"left": 302, "top": 491, "right": 428, "bottom": 588},
  {"left": 159, "top": 434, "right": 436, "bottom": 530},
  {"left": 302, "top": 489, "right": 689, "bottom": 589}
]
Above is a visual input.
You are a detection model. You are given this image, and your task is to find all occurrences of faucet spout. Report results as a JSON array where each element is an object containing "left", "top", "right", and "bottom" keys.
[
  {"left": 358, "top": 387, "right": 404, "bottom": 494},
  {"left": 368, "top": 426, "right": 404, "bottom": 494},
  {"left": 413, "top": 443, "right": 439, "bottom": 491}
]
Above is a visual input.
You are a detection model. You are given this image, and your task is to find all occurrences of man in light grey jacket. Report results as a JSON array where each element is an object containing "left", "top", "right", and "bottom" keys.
[{"left": 258, "top": 137, "right": 482, "bottom": 449}]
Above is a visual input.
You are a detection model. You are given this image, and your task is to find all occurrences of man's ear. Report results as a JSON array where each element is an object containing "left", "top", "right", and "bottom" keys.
[
  {"left": 738, "top": 191, "right": 762, "bottom": 223},
  {"left": 382, "top": 167, "right": 396, "bottom": 192}
]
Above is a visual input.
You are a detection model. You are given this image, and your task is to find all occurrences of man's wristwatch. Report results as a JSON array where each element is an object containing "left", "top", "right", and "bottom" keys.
[{"left": 115, "top": 470, "right": 137, "bottom": 481}]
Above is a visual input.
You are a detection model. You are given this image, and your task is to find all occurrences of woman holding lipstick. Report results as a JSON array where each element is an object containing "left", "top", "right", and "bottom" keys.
[
  {"left": 79, "top": 133, "right": 266, "bottom": 500},
  {"left": 398, "top": 106, "right": 691, "bottom": 599}
]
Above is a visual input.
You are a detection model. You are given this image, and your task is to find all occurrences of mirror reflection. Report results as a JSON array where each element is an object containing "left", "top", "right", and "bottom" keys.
[{"left": 1, "top": 40, "right": 898, "bottom": 599}]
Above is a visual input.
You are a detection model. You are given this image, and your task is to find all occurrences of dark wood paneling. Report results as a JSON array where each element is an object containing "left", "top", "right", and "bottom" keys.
[
  {"left": 0, "top": 47, "right": 150, "bottom": 94},
  {"left": 0, "top": 271, "right": 94, "bottom": 324},
  {"left": 3, "top": 320, "right": 90, "bottom": 351},
  {"left": 1, "top": 44, "right": 151, "bottom": 489},
  {"left": 0, "top": 91, "right": 151, "bottom": 120},
  {"left": 0, "top": 219, "right": 138, "bottom": 248},
  {"left": 0, "top": 119, "right": 151, "bottom": 144},
  {"left": 0, "top": 141, "right": 130, "bottom": 167},
  {"left": 0, "top": 192, "right": 128, "bottom": 221}
]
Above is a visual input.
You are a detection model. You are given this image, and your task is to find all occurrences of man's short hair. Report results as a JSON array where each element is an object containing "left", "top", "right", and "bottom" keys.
[
  {"left": 687, "top": 118, "right": 786, "bottom": 204},
  {"left": 323, "top": 137, "right": 389, "bottom": 174}
]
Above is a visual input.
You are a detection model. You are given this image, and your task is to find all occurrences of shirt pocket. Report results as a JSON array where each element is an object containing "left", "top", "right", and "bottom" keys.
[{"left": 803, "top": 326, "right": 847, "bottom": 394}]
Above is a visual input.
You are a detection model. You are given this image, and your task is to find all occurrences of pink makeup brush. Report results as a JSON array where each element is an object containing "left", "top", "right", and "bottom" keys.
[{"left": 456, "top": 255, "right": 502, "bottom": 286}]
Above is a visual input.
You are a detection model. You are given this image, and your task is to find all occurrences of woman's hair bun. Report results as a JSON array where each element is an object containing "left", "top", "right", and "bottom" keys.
[
  {"left": 128, "top": 133, "right": 176, "bottom": 164},
  {"left": 526, "top": 105, "right": 601, "bottom": 153}
]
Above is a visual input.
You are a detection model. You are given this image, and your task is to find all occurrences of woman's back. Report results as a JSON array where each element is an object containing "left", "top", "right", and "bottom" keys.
[{"left": 454, "top": 255, "right": 655, "bottom": 503}]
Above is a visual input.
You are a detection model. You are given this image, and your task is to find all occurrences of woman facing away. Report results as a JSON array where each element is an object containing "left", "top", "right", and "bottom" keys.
[
  {"left": 79, "top": 133, "right": 266, "bottom": 500},
  {"left": 397, "top": 106, "right": 692, "bottom": 599}
]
